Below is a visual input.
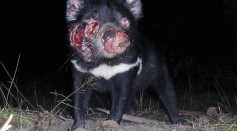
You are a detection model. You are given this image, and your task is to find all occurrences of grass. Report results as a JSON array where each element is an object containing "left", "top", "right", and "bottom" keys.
[
  {"left": 170, "top": 56, "right": 237, "bottom": 112},
  {"left": 0, "top": 55, "right": 236, "bottom": 130}
]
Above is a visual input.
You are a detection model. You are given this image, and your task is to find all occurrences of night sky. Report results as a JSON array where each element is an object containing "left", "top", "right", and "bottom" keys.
[{"left": 1, "top": 0, "right": 237, "bottom": 81}]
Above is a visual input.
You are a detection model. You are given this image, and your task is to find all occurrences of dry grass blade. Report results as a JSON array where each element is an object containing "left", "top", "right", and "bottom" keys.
[
  {"left": 23, "top": 76, "right": 96, "bottom": 130},
  {"left": 0, "top": 54, "right": 36, "bottom": 110}
]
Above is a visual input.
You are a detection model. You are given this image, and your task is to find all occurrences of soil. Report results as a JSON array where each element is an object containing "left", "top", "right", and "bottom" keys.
[{"left": 12, "top": 118, "right": 195, "bottom": 131}]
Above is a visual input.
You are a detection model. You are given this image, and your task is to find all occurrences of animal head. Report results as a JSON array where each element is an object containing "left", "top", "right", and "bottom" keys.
[{"left": 66, "top": 0, "right": 143, "bottom": 61}]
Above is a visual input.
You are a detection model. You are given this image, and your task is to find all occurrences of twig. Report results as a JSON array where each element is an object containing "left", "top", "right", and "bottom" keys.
[
  {"left": 0, "top": 114, "right": 13, "bottom": 131},
  {"left": 179, "top": 110, "right": 201, "bottom": 117},
  {"left": 95, "top": 108, "right": 157, "bottom": 124}
]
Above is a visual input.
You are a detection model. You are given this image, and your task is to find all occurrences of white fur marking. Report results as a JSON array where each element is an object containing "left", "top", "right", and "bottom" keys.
[
  {"left": 71, "top": 60, "right": 87, "bottom": 73},
  {"left": 71, "top": 58, "right": 142, "bottom": 80},
  {"left": 137, "top": 58, "right": 142, "bottom": 75},
  {"left": 126, "top": 0, "right": 134, "bottom": 4}
]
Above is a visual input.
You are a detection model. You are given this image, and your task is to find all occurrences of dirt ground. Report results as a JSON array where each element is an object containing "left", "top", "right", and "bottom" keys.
[
  {"left": 12, "top": 118, "right": 195, "bottom": 131},
  {"left": 4, "top": 108, "right": 236, "bottom": 131}
]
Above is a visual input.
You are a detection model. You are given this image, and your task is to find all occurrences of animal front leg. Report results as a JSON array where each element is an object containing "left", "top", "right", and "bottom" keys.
[
  {"left": 101, "top": 77, "right": 133, "bottom": 128},
  {"left": 71, "top": 81, "right": 93, "bottom": 130},
  {"left": 124, "top": 92, "right": 136, "bottom": 116}
]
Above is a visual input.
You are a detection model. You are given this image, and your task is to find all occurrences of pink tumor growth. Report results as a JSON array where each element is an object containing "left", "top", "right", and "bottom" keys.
[
  {"left": 104, "top": 30, "right": 130, "bottom": 54},
  {"left": 122, "top": 18, "right": 129, "bottom": 28},
  {"left": 69, "top": 20, "right": 99, "bottom": 58},
  {"left": 71, "top": 24, "right": 86, "bottom": 49},
  {"left": 104, "top": 38, "right": 116, "bottom": 53},
  {"left": 85, "top": 22, "right": 99, "bottom": 38}
]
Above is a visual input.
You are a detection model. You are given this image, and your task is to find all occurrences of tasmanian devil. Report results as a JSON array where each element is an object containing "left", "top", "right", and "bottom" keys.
[{"left": 66, "top": 0, "right": 182, "bottom": 130}]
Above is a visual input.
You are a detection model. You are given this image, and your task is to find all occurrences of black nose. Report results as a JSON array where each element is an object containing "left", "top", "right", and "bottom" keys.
[{"left": 102, "top": 30, "right": 116, "bottom": 44}]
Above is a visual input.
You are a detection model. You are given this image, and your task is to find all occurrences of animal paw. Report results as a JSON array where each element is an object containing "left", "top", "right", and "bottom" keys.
[
  {"left": 73, "top": 127, "right": 88, "bottom": 131},
  {"left": 101, "top": 120, "right": 119, "bottom": 129}
]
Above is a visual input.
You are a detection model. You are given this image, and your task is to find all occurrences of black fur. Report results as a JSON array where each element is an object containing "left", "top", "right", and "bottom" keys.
[{"left": 66, "top": 0, "right": 181, "bottom": 130}]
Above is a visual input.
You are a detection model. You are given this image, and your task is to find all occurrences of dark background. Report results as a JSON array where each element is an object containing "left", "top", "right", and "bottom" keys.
[
  {"left": 1, "top": 0, "right": 67, "bottom": 77},
  {"left": 1, "top": 0, "right": 236, "bottom": 74},
  {"left": 0, "top": 0, "right": 237, "bottom": 110}
]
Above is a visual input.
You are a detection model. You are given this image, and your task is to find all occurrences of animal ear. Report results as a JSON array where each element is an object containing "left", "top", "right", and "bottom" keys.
[
  {"left": 66, "top": 0, "right": 84, "bottom": 22},
  {"left": 125, "top": 0, "right": 143, "bottom": 20}
]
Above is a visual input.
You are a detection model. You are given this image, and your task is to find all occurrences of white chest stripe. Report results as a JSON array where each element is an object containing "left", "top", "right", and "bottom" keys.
[{"left": 71, "top": 57, "right": 142, "bottom": 80}]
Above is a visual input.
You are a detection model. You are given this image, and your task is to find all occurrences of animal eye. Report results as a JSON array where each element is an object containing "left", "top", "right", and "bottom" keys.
[{"left": 121, "top": 18, "right": 130, "bottom": 28}]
